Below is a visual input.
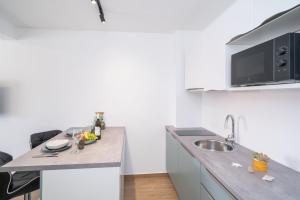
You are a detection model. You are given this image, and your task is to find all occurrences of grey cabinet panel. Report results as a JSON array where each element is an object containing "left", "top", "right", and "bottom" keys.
[
  {"left": 200, "top": 184, "right": 215, "bottom": 200},
  {"left": 166, "top": 132, "right": 180, "bottom": 191},
  {"left": 200, "top": 166, "right": 236, "bottom": 200},
  {"left": 166, "top": 131, "right": 236, "bottom": 200},
  {"left": 177, "top": 144, "right": 201, "bottom": 200},
  {"left": 166, "top": 132, "right": 201, "bottom": 200}
]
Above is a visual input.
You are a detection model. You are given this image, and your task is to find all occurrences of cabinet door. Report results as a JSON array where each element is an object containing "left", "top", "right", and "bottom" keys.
[
  {"left": 200, "top": 184, "right": 215, "bottom": 200},
  {"left": 177, "top": 144, "right": 201, "bottom": 200},
  {"left": 184, "top": 32, "right": 206, "bottom": 90},
  {"left": 166, "top": 132, "right": 180, "bottom": 190},
  {"left": 200, "top": 166, "right": 236, "bottom": 200}
]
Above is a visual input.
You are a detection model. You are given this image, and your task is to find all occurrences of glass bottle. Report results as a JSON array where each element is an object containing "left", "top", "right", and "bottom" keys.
[
  {"left": 95, "top": 112, "right": 101, "bottom": 140},
  {"left": 99, "top": 112, "right": 106, "bottom": 130}
]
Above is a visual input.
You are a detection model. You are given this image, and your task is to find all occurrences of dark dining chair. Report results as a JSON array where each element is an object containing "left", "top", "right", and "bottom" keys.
[
  {"left": 30, "top": 130, "right": 62, "bottom": 149},
  {"left": 0, "top": 151, "right": 40, "bottom": 200}
]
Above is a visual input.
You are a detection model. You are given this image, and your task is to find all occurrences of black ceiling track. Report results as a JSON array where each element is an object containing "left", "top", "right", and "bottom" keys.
[{"left": 95, "top": 0, "right": 106, "bottom": 23}]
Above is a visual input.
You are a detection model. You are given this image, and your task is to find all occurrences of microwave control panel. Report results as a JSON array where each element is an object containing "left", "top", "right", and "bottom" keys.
[
  {"left": 274, "top": 34, "right": 291, "bottom": 81},
  {"left": 274, "top": 33, "right": 300, "bottom": 81}
]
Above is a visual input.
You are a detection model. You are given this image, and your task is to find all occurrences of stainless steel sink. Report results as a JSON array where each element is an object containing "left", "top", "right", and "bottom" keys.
[
  {"left": 175, "top": 129, "right": 216, "bottom": 137},
  {"left": 194, "top": 140, "right": 234, "bottom": 152}
]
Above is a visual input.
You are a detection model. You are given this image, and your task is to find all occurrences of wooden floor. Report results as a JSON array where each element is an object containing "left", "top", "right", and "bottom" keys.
[
  {"left": 124, "top": 174, "right": 179, "bottom": 200},
  {"left": 13, "top": 173, "right": 179, "bottom": 200},
  {"left": 12, "top": 191, "right": 40, "bottom": 200}
]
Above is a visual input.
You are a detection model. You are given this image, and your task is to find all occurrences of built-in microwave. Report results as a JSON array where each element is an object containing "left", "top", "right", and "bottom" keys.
[{"left": 231, "top": 33, "right": 300, "bottom": 87}]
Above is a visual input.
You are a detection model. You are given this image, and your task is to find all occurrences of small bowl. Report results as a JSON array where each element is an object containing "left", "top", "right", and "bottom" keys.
[{"left": 252, "top": 158, "right": 268, "bottom": 172}]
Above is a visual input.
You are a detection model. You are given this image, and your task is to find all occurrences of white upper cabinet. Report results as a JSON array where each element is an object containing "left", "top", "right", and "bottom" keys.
[
  {"left": 184, "top": 32, "right": 206, "bottom": 90},
  {"left": 185, "top": 0, "right": 300, "bottom": 91},
  {"left": 226, "top": 0, "right": 300, "bottom": 90}
]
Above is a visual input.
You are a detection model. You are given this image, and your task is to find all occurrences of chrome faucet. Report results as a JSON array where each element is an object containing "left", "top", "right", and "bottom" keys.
[{"left": 224, "top": 114, "right": 235, "bottom": 147}]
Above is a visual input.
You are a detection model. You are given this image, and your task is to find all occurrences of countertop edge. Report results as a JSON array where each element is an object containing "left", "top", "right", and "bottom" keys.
[
  {"left": 1, "top": 127, "right": 126, "bottom": 172},
  {"left": 0, "top": 162, "right": 122, "bottom": 172}
]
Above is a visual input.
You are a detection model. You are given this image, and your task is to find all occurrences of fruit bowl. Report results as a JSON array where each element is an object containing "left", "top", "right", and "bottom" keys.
[{"left": 81, "top": 132, "right": 97, "bottom": 145}]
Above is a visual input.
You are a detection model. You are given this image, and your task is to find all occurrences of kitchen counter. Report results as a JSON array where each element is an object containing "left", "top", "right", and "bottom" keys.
[
  {"left": 166, "top": 126, "right": 300, "bottom": 200},
  {"left": 0, "top": 127, "right": 126, "bottom": 172}
]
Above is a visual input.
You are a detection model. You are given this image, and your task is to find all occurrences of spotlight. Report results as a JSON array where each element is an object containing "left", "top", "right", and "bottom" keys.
[
  {"left": 100, "top": 15, "right": 106, "bottom": 23},
  {"left": 91, "top": 0, "right": 97, "bottom": 5}
]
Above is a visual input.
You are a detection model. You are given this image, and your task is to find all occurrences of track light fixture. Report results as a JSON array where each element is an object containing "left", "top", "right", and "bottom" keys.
[
  {"left": 91, "top": 0, "right": 106, "bottom": 23},
  {"left": 100, "top": 14, "right": 106, "bottom": 23}
]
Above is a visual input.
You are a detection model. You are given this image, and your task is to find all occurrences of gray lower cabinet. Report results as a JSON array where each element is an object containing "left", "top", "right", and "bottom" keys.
[
  {"left": 166, "top": 131, "right": 236, "bottom": 200},
  {"left": 166, "top": 132, "right": 201, "bottom": 200},
  {"left": 200, "top": 166, "right": 236, "bottom": 200},
  {"left": 166, "top": 132, "right": 180, "bottom": 190},
  {"left": 177, "top": 144, "right": 201, "bottom": 200},
  {"left": 200, "top": 184, "right": 215, "bottom": 200}
]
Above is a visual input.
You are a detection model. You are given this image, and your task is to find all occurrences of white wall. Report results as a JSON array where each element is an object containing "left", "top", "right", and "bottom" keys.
[
  {"left": 0, "top": 29, "right": 176, "bottom": 174},
  {"left": 200, "top": 0, "right": 300, "bottom": 172},
  {"left": 202, "top": 90, "right": 300, "bottom": 172}
]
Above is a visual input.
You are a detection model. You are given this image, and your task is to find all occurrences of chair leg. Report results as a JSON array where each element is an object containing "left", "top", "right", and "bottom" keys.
[{"left": 24, "top": 193, "right": 32, "bottom": 200}]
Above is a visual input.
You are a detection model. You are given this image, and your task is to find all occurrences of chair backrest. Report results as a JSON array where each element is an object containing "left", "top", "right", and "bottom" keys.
[
  {"left": 0, "top": 151, "right": 12, "bottom": 200},
  {"left": 0, "top": 151, "right": 12, "bottom": 166},
  {"left": 30, "top": 130, "right": 62, "bottom": 149}
]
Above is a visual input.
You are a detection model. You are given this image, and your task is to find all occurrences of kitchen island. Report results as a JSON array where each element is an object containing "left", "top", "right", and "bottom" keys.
[{"left": 0, "top": 127, "right": 126, "bottom": 200}]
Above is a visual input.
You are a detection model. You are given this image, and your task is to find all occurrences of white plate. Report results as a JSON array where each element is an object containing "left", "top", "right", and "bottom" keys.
[{"left": 46, "top": 139, "right": 69, "bottom": 150}]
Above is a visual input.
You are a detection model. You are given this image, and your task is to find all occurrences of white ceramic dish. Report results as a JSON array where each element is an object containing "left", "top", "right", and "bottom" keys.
[{"left": 46, "top": 139, "right": 69, "bottom": 150}]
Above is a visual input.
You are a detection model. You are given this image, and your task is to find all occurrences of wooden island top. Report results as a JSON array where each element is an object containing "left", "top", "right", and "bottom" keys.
[{"left": 0, "top": 127, "right": 126, "bottom": 172}]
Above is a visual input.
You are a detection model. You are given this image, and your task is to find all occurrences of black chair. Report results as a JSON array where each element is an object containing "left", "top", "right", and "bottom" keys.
[
  {"left": 30, "top": 130, "right": 62, "bottom": 149},
  {"left": 0, "top": 151, "right": 39, "bottom": 200}
]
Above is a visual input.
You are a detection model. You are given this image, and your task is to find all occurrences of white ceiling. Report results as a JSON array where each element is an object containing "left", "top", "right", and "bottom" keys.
[{"left": 0, "top": 0, "right": 236, "bottom": 33}]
